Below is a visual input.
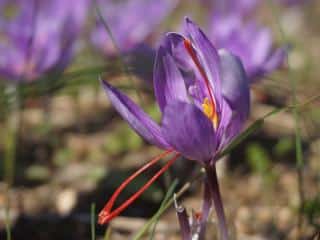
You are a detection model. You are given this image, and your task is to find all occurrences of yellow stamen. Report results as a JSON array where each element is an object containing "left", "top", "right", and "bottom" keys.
[{"left": 202, "top": 98, "right": 219, "bottom": 129}]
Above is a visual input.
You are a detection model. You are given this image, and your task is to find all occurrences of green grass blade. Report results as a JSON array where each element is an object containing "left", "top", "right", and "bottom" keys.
[
  {"left": 93, "top": 1, "right": 143, "bottom": 104},
  {"left": 91, "top": 203, "right": 96, "bottom": 240},
  {"left": 267, "top": 1, "right": 305, "bottom": 235},
  {"left": 132, "top": 179, "right": 179, "bottom": 240},
  {"left": 218, "top": 107, "right": 284, "bottom": 159},
  {"left": 148, "top": 179, "right": 179, "bottom": 240},
  {"left": 132, "top": 179, "right": 193, "bottom": 240}
]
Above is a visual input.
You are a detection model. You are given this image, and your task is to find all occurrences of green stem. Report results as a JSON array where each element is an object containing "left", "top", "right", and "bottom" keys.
[
  {"left": 3, "top": 83, "right": 20, "bottom": 240},
  {"left": 91, "top": 203, "right": 96, "bottom": 240},
  {"left": 94, "top": 1, "right": 143, "bottom": 105},
  {"left": 132, "top": 182, "right": 190, "bottom": 240},
  {"left": 267, "top": 1, "right": 305, "bottom": 237}
]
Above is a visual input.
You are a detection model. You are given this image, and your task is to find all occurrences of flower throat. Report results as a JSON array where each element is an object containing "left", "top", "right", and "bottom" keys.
[{"left": 183, "top": 39, "right": 219, "bottom": 129}]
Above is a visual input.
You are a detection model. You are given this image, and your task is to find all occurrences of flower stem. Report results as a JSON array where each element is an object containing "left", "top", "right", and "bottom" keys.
[{"left": 205, "top": 165, "right": 229, "bottom": 240}]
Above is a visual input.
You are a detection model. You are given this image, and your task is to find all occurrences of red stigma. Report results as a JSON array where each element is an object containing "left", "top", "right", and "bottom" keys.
[
  {"left": 183, "top": 39, "right": 217, "bottom": 121},
  {"left": 98, "top": 150, "right": 180, "bottom": 224},
  {"left": 195, "top": 211, "right": 203, "bottom": 221}
]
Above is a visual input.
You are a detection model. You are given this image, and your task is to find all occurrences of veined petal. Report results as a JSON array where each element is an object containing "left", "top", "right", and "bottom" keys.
[
  {"left": 164, "top": 33, "right": 208, "bottom": 106},
  {"left": 161, "top": 101, "right": 216, "bottom": 163},
  {"left": 102, "top": 80, "right": 169, "bottom": 149},
  {"left": 250, "top": 27, "right": 272, "bottom": 67},
  {"left": 184, "top": 17, "right": 222, "bottom": 113},
  {"left": 262, "top": 47, "right": 287, "bottom": 77},
  {"left": 164, "top": 33, "right": 193, "bottom": 71},
  {"left": 218, "top": 49, "right": 250, "bottom": 144},
  {"left": 154, "top": 45, "right": 189, "bottom": 113},
  {"left": 219, "top": 49, "right": 250, "bottom": 122}
]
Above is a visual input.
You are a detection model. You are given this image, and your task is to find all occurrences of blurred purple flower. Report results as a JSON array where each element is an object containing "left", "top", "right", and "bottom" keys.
[
  {"left": 208, "top": 13, "right": 287, "bottom": 82},
  {"left": 276, "top": 0, "right": 309, "bottom": 6},
  {"left": 99, "top": 18, "right": 250, "bottom": 240},
  {"left": 0, "top": 0, "right": 89, "bottom": 83},
  {"left": 91, "top": 0, "right": 178, "bottom": 57},
  {"left": 201, "top": 0, "right": 259, "bottom": 16}
]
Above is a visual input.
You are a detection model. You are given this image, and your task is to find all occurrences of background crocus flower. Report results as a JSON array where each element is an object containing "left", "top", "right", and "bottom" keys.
[
  {"left": 207, "top": 12, "right": 287, "bottom": 83},
  {"left": 0, "top": 0, "right": 89, "bottom": 83},
  {"left": 200, "top": 0, "right": 259, "bottom": 16},
  {"left": 91, "top": 0, "right": 178, "bottom": 57},
  {"left": 99, "top": 18, "right": 250, "bottom": 240}
]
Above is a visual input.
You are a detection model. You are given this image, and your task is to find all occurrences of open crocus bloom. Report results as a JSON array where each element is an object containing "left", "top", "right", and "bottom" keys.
[
  {"left": 100, "top": 18, "right": 250, "bottom": 239},
  {"left": 208, "top": 13, "right": 287, "bottom": 82},
  {"left": 103, "top": 18, "right": 250, "bottom": 164}
]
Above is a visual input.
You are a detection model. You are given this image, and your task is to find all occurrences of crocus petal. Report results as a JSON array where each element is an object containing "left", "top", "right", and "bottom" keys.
[
  {"left": 218, "top": 49, "right": 250, "bottom": 144},
  {"left": 92, "top": 0, "right": 178, "bottom": 55},
  {"left": 164, "top": 33, "right": 193, "bottom": 71},
  {"left": 154, "top": 45, "right": 189, "bottom": 113},
  {"left": 125, "top": 44, "right": 156, "bottom": 87},
  {"left": 102, "top": 80, "right": 169, "bottom": 149},
  {"left": 163, "top": 32, "right": 208, "bottom": 107},
  {"left": 161, "top": 101, "right": 216, "bottom": 163},
  {"left": 261, "top": 47, "right": 287, "bottom": 77},
  {"left": 219, "top": 49, "right": 250, "bottom": 122},
  {"left": 185, "top": 18, "right": 223, "bottom": 114},
  {"left": 249, "top": 28, "right": 272, "bottom": 67}
]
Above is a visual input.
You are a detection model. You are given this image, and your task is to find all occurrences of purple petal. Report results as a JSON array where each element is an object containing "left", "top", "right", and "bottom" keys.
[
  {"left": 261, "top": 47, "right": 287, "bottom": 77},
  {"left": 102, "top": 80, "right": 169, "bottom": 149},
  {"left": 218, "top": 49, "right": 250, "bottom": 144},
  {"left": 250, "top": 28, "right": 272, "bottom": 67},
  {"left": 153, "top": 44, "right": 189, "bottom": 113},
  {"left": 161, "top": 101, "right": 216, "bottom": 163},
  {"left": 92, "top": 0, "right": 178, "bottom": 55},
  {"left": 164, "top": 33, "right": 208, "bottom": 106},
  {"left": 219, "top": 49, "right": 250, "bottom": 122},
  {"left": 163, "top": 33, "right": 193, "bottom": 71},
  {"left": 125, "top": 44, "right": 156, "bottom": 87},
  {"left": 207, "top": 11, "right": 287, "bottom": 83}
]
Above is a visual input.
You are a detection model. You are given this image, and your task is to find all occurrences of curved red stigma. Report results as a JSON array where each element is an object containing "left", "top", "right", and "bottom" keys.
[
  {"left": 183, "top": 39, "right": 217, "bottom": 121},
  {"left": 98, "top": 150, "right": 180, "bottom": 224}
]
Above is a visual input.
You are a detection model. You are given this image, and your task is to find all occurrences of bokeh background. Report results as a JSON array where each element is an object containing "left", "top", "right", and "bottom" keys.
[{"left": 0, "top": 0, "right": 320, "bottom": 239}]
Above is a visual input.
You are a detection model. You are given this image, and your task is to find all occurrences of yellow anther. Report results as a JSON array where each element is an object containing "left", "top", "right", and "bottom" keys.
[{"left": 202, "top": 98, "right": 218, "bottom": 129}]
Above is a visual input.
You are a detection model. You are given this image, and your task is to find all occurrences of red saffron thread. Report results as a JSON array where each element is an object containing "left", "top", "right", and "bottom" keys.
[
  {"left": 98, "top": 150, "right": 180, "bottom": 224},
  {"left": 183, "top": 39, "right": 217, "bottom": 119}
]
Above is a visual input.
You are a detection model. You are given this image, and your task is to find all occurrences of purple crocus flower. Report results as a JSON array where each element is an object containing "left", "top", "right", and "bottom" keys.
[
  {"left": 99, "top": 18, "right": 250, "bottom": 240},
  {"left": 207, "top": 12, "right": 287, "bottom": 83},
  {"left": 91, "top": 0, "right": 178, "bottom": 57},
  {"left": 0, "top": 0, "right": 89, "bottom": 83}
]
